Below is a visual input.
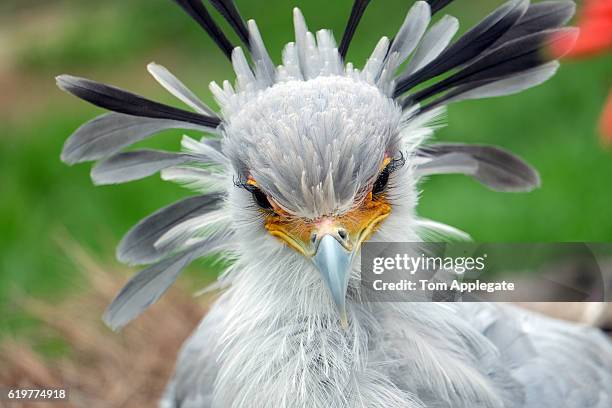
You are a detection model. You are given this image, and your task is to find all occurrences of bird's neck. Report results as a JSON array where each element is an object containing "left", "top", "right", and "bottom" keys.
[
  {"left": 205, "top": 245, "right": 517, "bottom": 407},
  {"left": 208, "top": 247, "right": 419, "bottom": 406}
]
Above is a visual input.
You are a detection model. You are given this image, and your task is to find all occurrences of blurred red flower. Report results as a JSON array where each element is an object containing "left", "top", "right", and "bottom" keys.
[{"left": 551, "top": 0, "right": 612, "bottom": 143}]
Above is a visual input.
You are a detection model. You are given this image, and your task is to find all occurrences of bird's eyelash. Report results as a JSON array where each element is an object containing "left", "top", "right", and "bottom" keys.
[
  {"left": 370, "top": 152, "right": 406, "bottom": 197},
  {"left": 233, "top": 176, "right": 276, "bottom": 212},
  {"left": 233, "top": 177, "right": 259, "bottom": 193},
  {"left": 233, "top": 153, "right": 406, "bottom": 196},
  {"left": 386, "top": 152, "right": 407, "bottom": 174}
]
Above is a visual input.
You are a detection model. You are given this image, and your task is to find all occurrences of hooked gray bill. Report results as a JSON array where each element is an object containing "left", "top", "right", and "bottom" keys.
[{"left": 312, "top": 234, "right": 354, "bottom": 328}]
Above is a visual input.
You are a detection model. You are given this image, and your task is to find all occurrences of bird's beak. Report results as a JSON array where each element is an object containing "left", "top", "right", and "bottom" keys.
[
  {"left": 265, "top": 194, "right": 391, "bottom": 327},
  {"left": 313, "top": 234, "right": 353, "bottom": 328}
]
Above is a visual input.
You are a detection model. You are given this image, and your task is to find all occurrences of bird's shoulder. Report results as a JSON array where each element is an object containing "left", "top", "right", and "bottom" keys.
[{"left": 462, "top": 303, "right": 612, "bottom": 408}]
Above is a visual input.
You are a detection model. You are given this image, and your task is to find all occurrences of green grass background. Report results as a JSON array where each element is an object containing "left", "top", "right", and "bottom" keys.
[{"left": 1, "top": 0, "right": 611, "bottom": 335}]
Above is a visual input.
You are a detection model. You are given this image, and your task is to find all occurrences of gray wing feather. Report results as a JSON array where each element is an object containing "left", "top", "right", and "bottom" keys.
[
  {"left": 91, "top": 149, "right": 189, "bottom": 185},
  {"left": 464, "top": 303, "right": 612, "bottom": 408},
  {"left": 117, "top": 193, "right": 224, "bottom": 266},
  {"left": 520, "top": 319, "right": 612, "bottom": 407}
]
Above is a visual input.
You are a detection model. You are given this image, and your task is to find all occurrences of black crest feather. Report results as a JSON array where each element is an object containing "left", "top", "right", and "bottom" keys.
[
  {"left": 394, "top": 0, "right": 528, "bottom": 97},
  {"left": 339, "top": 0, "right": 372, "bottom": 59},
  {"left": 427, "top": 0, "right": 454, "bottom": 15},
  {"left": 172, "top": 0, "right": 235, "bottom": 59},
  {"left": 407, "top": 27, "right": 577, "bottom": 106},
  {"left": 493, "top": 0, "right": 576, "bottom": 46},
  {"left": 208, "top": 0, "right": 250, "bottom": 48},
  {"left": 56, "top": 75, "right": 221, "bottom": 129}
]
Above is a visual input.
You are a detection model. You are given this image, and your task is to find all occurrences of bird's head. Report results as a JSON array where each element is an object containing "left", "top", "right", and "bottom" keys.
[
  {"left": 55, "top": 0, "right": 573, "bottom": 330},
  {"left": 222, "top": 75, "right": 411, "bottom": 325}
]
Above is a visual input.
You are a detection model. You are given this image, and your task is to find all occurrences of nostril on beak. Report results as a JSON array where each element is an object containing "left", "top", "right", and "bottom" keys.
[
  {"left": 337, "top": 229, "right": 348, "bottom": 241},
  {"left": 311, "top": 232, "right": 317, "bottom": 244}
]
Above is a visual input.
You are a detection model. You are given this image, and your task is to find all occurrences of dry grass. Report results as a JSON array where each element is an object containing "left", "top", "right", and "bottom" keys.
[{"left": 0, "top": 241, "right": 211, "bottom": 408}]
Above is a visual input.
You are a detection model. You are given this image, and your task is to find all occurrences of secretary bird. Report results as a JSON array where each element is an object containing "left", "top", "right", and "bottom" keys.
[{"left": 56, "top": 0, "right": 612, "bottom": 407}]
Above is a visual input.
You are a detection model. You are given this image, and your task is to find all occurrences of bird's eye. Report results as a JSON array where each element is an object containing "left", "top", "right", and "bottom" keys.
[
  {"left": 233, "top": 177, "right": 275, "bottom": 210},
  {"left": 372, "top": 168, "right": 390, "bottom": 195},
  {"left": 372, "top": 153, "right": 405, "bottom": 196},
  {"left": 251, "top": 188, "right": 273, "bottom": 210}
]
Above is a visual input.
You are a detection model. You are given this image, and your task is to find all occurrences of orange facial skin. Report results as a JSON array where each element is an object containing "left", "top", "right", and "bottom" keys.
[
  {"left": 264, "top": 192, "right": 392, "bottom": 257},
  {"left": 257, "top": 155, "right": 394, "bottom": 256}
]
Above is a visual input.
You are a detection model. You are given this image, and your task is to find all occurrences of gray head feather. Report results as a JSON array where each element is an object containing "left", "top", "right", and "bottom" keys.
[{"left": 222, "top": 75, "right": 402, "bottom": 218}]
